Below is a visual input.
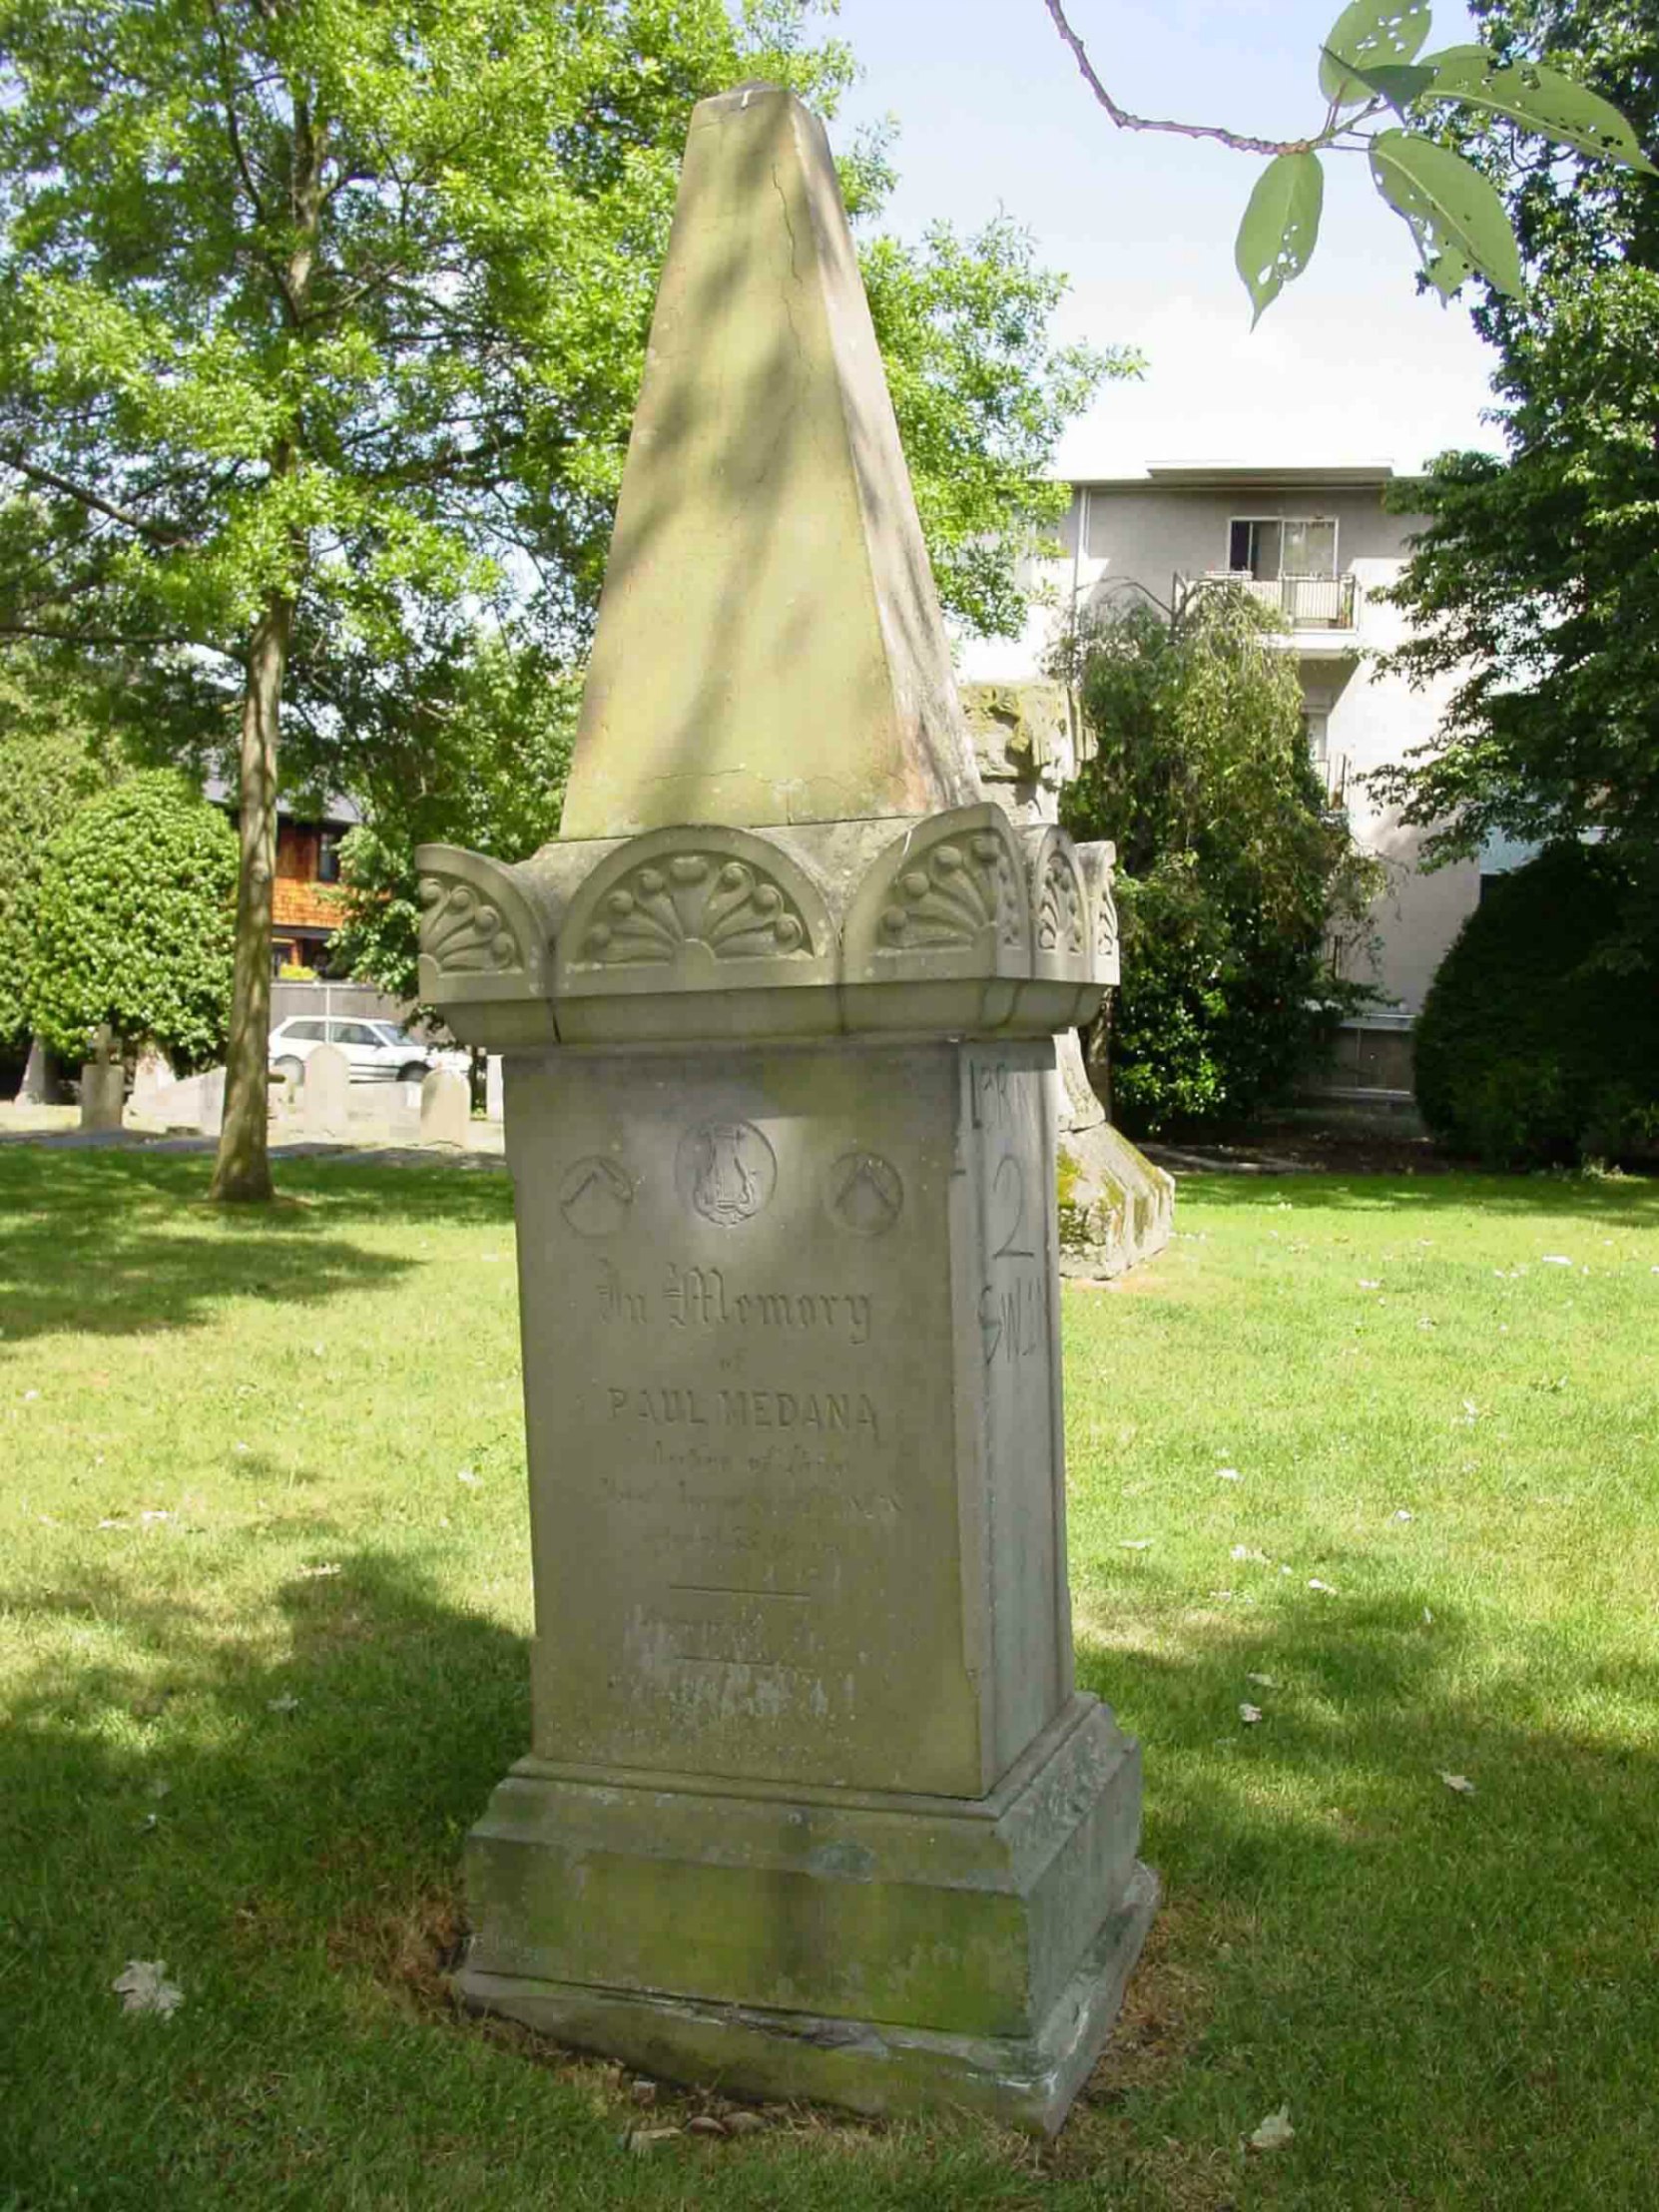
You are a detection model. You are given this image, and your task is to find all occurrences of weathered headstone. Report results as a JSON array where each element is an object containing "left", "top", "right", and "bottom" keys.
[
  {"left": 15, "top": 1037, "right": 64, "bottom": 1105},
  {"left": 417, "top": 84, "right": 1154, "bottom": 2134},
  {"left": 419, "top": 1066, "right": 470, "bottom": 1148},
  {"left": 79, "top": 1026, "right": 125, "bottom": 1132},
  {"left": 301, "top": 1043, "right": 350, "bottom": 1138},
  {"left": 963, "top": 681, "right": 1175, "bottom": 1283}
]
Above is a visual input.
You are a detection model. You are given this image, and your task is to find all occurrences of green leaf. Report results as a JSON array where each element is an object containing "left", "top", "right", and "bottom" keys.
[
  {"left": 1235, "top": 152, "right": 1326, "bottom": 325},
  {"left": 1370, "top": 129, "right": 1524, "bottom": 298},
  {"left": 1416, "top": 46, "right": 1657, "bottom": 173},
  {"left": 1320, "top": 49, "right": 1436, "bottom": 118},
  {"left": 1319, "top": 0, "right": 1433, "bottom": 110}
]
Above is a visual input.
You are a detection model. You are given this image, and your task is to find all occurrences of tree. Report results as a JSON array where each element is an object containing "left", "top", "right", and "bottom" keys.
[
  {"left": 328, "top": 629, "right": 581, "bottom": 1009},
  {"left": 0, "top": 0, "right": 1114, "bottom": 1202},
  {"left": 0, "top": 659, "right": 126, "bottom": 1058},
  {"left": 1374, "top": 0, "right": 1659, "bottom": 938},
  {"left": 1059, "top": 586, "right": 1379, "bottom": 1132},
  {"left": 24, "top": 772, "right": 238, "bottom": 1070},
  {"left": 1413, "top": 841, "right": 1659, "bottom": 1165},
  {"left": 1040, "top": 0, "right": 1652, "bottom": 317}
]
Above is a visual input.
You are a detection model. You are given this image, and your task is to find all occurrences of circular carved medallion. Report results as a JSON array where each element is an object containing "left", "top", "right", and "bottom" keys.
[
  {"left": 557, "top": 1156, "right": 635, "bottom": 1238},
  {"left": 825, "top": 1150, "right": 903, "bottom": 1237},
  {"left": 675, "top": 1120, "right": 777, "bottom": 1226}
]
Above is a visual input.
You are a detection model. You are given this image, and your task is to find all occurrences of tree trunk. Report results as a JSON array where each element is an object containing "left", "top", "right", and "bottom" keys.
[
  {"left": 210, "top": 592, "right": 292, "bottom": 1202},
  {"left": 209, "top": 94, "right": 322, "bottom": 1204}
]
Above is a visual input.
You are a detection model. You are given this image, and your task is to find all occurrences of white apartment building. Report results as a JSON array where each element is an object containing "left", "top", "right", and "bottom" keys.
[{"left": 960, "top": 463, "right": 1480, "bottom": 1100}]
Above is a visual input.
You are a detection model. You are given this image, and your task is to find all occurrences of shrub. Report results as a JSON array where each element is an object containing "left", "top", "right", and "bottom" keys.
[
  {"left": 1413, "top": 842, "right": 1659, "bottom": 1166},
  {"left": 24, "top": 772, "right": 238, "bottom": 1071}
]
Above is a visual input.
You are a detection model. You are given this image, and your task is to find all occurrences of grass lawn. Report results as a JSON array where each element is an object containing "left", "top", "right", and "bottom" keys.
[{"left": 2, "top": 1148, "right": 1656, "bottom": 2210}]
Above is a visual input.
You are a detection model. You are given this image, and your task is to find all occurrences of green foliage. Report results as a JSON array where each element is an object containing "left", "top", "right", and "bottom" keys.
[
  {"left": 863, "top": 221, "right": 1130, "bottom": 639},
  {"left": 0, "top": 657, "right": 124, "bottom": 1045},
  {"left": 1370, "top": 126, "right": 1523, "bottom": 298},
  {"left": 1414, "top": 843, "right": 1659, "bottom": 1166},
  {"left": 1376, "top": 0, "right": 1659, "bottom": 920},
  {"left": 0, "top": 0, "right": 1104, "bottom": 774},
  {"left": 1060, "top": 587, "right": 1380, "bottom": 1135},
  {"left": 24, "top": 771, "right": 237, "bottom": 1067},
  {"left": 1236, "top": 152, "right": 1325, "bottom": 325},
  {"left": 1227, "top": 0, "right": 1651, "bottom": 318},
  {"left": 329, "top": 630, "right": 579, "bottom": 1011}
]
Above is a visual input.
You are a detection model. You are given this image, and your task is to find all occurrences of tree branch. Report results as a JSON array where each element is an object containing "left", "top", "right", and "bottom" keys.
[
  {"left": 1041, "top": 0, "right": 1322, "bottom": 157},
  {"left": 0, "top": 452, "right": 196, "bottom": 547}
]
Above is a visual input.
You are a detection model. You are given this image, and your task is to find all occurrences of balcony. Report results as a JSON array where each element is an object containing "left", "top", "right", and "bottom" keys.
[{"left": 1187, "top": 570, "right": 1359, "bottom": 630}]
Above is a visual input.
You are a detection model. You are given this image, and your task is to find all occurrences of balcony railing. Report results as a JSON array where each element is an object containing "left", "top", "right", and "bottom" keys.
[{"left": 1188, "top": 570, "right": 1359, "bottom": 629}]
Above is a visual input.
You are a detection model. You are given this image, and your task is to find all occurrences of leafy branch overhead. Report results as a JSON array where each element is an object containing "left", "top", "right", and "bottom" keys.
[{"left": 1044, "top": 0, "right": 1653, "bottom": 318}]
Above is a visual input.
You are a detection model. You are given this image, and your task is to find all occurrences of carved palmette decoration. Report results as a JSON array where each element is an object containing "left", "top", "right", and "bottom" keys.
[
  {"left": 1034, "top": 842, "right": 1087, "bottom": 961},
  {"left": 419, "top": 877, "right": 524, "bottom": 975},
  {"left": 580, "top": 852, "right": 811, "bottom": 966},
  {"left": 1094, "top": 878, "right": 1118, "bottom": 967},
  {"left": 875, "top": 829, "right": 1022, "bottom": 956}
]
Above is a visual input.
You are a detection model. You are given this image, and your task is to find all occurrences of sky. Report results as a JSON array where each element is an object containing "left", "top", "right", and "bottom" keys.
[{"left": 826, "top": 0, "right": 1505, "bottom": 478}]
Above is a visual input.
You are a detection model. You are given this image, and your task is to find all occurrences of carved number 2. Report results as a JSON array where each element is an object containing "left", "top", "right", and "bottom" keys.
[{"left": 990, "top": 1153, "right": 1033, "bottom": 1261}]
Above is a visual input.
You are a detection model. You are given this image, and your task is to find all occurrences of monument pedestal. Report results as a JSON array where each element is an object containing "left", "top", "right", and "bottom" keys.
[
  {"left": 418, "top": 80, "right": 1151, "bottom": 2136},
  {"left": 459, "top": 1701, "right": 1155, "bottom": 2129}
]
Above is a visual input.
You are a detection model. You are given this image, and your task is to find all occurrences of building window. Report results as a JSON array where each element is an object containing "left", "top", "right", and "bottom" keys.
[
  {"left": 1227, "top": 517, "right": 1337, "bottom": 579},
  {"left": 316, "top": 829, "right": 344, "bottom": 884}
]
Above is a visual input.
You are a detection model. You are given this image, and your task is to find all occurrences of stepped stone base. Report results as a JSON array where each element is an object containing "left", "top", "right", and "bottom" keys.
[
  {"left": 455, "top": 1694, "right": 1155, "bottom": 2133},
  {"left": 1056, "top": 1119, "right": 1175, "bottom": 1284}
]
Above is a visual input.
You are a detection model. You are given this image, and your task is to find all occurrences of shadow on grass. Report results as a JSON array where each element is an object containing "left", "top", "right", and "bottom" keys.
[
  {"left": 1176, "top": 1166, "right": 1658, "bottom": 1228},
  {"left": 1071, "top": 1566, "right": 1659, "bottom": 2195},
  {"left": 0, "top": 1148, "right": 514, "bottom": 1348}
]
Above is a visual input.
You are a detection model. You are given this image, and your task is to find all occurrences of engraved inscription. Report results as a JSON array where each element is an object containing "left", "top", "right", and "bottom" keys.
[
  {"left": 607, "top": 1383, "right": 882, "bottom": 1442},
  {"left": 675, "top": 1120, "right": 776, "bottom": 1225},
  {"left": 979, "top": 1274, "right": 1044, "bottom": 1367},
  {"left": 825, "top": 1151, "right": 903, "bottom": 1237},
  {"left": 559, "top": 1156, "right": 634, "bottom": 1238},
  {"left": 593, "top": 1261, "right": 873, "bottom": 1344},
  {"left": 988, "top": 1152, "right": 1034, "bottom": 1261}
]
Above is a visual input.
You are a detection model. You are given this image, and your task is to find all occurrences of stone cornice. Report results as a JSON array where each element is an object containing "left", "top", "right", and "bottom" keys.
[{"left": 416, "top": 807, "right": 1119, "bottom": 1049}]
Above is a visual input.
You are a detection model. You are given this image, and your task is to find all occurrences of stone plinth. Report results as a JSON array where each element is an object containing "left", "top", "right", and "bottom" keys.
[{"left": 414, "top": 81, "right": 1151, "bottom": 2136}]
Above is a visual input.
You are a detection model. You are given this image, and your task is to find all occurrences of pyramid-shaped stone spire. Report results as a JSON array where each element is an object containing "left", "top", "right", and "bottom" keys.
[{"left": 557, "top": 84, "right": 981, "bottom": 838}]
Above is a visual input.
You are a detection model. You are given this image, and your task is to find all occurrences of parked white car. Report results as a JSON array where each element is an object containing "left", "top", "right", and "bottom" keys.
[{"left": 269, "top": 1016, "right": 448, "bottom": 1087}]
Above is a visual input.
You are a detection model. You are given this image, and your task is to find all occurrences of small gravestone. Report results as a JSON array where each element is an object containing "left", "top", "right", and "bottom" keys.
[
  {"left": 484, "top": 1053, "right": 503, "bottom": 1121},
  {"left": 416, "top": 85, "right": 1153, "bottom": 2135},
  {"left": 79, "top": 1027, "right": 125, "bottom": 1132},
  {"left": 301, "top": 1043, "right": 350, "bottom": 1138},
  {"left": 420, "top": 1066, "right": 470, "bottom": 1147}
]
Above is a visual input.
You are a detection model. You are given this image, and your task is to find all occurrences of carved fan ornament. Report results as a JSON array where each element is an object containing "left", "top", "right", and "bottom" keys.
[
  {"left": 875, "top": 830, "right": 1023, "bottom": 956},
  {"left": 1094, "top": 878, "right": 1119, "bottom": 967},
  {"left": 419, "top": 876, "right": 524, "bottom": 976},
  {"left": 1035, "top": 847, "right": 1087, "bottom": 960},
  {"left": 579, "top": 853, "right": 813, "bottom": 967}
]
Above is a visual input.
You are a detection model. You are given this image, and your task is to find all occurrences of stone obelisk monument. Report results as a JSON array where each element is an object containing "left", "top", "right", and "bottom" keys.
[{"left": 417, "top": 83, "right": 1155, "bottom": 2133}]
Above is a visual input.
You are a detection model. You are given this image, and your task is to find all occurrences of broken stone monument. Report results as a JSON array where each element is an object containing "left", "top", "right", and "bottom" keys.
[
  {"left": 963, "top": 683, "right": 1174, "bottom": 1284},
  {"left": 417, "top": 83, "right": 1155, "bottom": 2134}
]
